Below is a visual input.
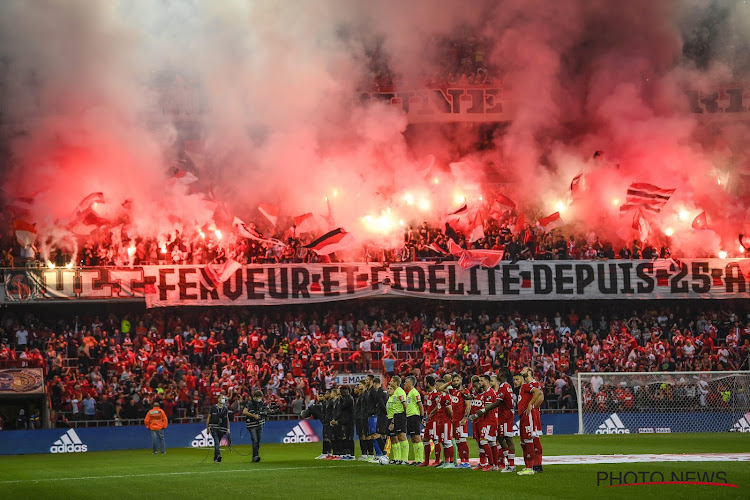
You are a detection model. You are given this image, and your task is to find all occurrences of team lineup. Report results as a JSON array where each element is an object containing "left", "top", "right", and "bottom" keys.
[{"left": 306, "top": 367, "right": 544, "bottom": 474}]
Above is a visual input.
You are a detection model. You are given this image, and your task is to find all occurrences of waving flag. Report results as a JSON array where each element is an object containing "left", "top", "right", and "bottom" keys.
[
  {"left": 233, "top": 217, "right": 285, "bottom": 246},
  {"left": 74, "top": 192, "right": 105, "bottom": 215},
  {"left": 304, "top": 228, "right": 354, "bottom": 255},
  {"left": 258, "top": 203, "right": 280, "bottom": 227},
  {"left": 293, "top": 213, "right": 317, "bottom": 233},
  {"left": 489, "top": 194, "right": 515, "bottom": 219},
  {"left": 448, "top": 239, "right": 504, "bottom": 269},
  {"left": 619, "top": 183, "right": 675, "bottom": 213},
  {"left": 513, "top": 211, "right": 526, "bottom": 235},
  {"left": 14, "top": 220, "right": 37, "bottom": 247},
  {"left": 427, "top": 242, "right": 448, "bottom": 255},
  {"left": 537, "top": 211, "right": 564, "bottom": 232},
  {"left": 740, "top": 234, "right": 750, "bottom": 252},
  {"left": 447, "top": 203, "right": 468, "bottom": 217},
  {"left": 322, "top": 198, "right": 336, "bottom": 230},
  {"left": 692, "top": 211, "right": 708, "bottom": 230},
  {"left": 632, "top": 209, "right": 650, "bottom": 242},
  {"left": 200, "top": 258, "right": 243, "bottom": 291},
  {"left": 468, "top": 211, "right": 485, "bottom": 243},
  {"left": 570, "top": 172, "right": 583, "bottom": 193}
]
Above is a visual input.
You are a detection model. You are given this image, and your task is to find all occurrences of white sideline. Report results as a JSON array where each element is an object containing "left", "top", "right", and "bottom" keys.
[{"left": 2, "top": 453, "right": 749, "bottom": 484}]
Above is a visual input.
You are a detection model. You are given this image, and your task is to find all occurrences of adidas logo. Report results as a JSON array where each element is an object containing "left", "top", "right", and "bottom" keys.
[
  {"left": 191, "top": 429, "right": 215, "bottom": 448},
  {"left": 283, "top": 422, "right": 317, "bottom": 443},
  {"left": 730, "top": 415, "right": 750, "bottom": 433},
  {"left": 512, "top": 421, "right": 520, "bottom": 437},
  {"left": 595, "top": 413, "right": 630, "bottom": 434},
  {"left": 50, "top": 429, "right": 88, "bottom": 453}
]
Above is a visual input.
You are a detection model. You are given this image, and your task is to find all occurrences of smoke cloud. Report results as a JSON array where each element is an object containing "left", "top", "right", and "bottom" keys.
[{"left": 1, "top": 0, "right": 749, "bottom": 257}]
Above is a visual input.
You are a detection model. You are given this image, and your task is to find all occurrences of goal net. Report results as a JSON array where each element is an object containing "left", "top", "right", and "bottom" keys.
[{"left": 575, "top": 371, "right": 750, "bottom": 434}]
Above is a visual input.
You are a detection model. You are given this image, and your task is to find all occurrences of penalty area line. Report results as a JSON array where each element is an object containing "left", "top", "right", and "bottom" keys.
[{"left": 0, "top": 465, "right": 357, "bottom": 484}]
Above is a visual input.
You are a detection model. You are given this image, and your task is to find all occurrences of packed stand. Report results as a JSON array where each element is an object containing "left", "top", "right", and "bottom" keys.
[{"left": 1, "top": 301, "right": 748, "bottom": 429}]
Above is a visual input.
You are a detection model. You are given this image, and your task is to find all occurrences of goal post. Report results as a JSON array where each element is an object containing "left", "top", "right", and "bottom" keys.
[{"left": 575, "top": 371, "right": 750, "bottom": 434}]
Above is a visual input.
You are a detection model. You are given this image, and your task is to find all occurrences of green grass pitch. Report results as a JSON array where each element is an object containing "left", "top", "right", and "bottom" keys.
[{"left": 0, "top": 433, "right": 748, "bottom": 499}]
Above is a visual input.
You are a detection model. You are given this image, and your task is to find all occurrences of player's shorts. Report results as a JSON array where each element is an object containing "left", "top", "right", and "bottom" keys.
[
  {"left": 390, "top": 412, "right": 407, "bottom": 435},
  {"left": 519, "top": 412, "right": 534, "bottom": 442},
  {"left": 323, "top": 423, "right": 332, "bottom": 440},
  {"left": 436, "top": 420, "right": 453, "bottom": 445},
  {"left": 533, "top": 409, "right": 541, "bottom": 437},
  {"left": 330, "top": 423, "right": 343, "bottom": 440},
  {"left": 368, "top": 415, "right": 378, "bottom": 435},
  {"left": 376, "top": 414, "right": 389, "bottom": 436},
  {"left": 355, "top": 419, "right": 367, "bottom": 440},
  {"left": 452, "top": 418, "right": 468, "bottom": 439},
  {"left": 406, "top": 415, "right": 422, "bottom": 437},
  {"left": 479, "top": 422, "right": 497, "bottom": 442},
  {"left": 423, "top": 419, "right": 437, "bottom": 442},
  {"left": 471, "top": 419, "right": 480, "bottom": 442},
  {"left": 498, "top": 415, "right": 514, "bottom": 438}
]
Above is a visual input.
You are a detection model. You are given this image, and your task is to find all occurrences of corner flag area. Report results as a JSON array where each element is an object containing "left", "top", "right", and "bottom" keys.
[{"left": 1, "top": 433, "right": 748, "bottom": 499}]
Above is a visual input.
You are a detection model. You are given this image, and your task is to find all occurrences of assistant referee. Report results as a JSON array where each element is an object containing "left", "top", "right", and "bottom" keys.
[
  {"left": 387, "top": 376, "right": 408, "bottom": 464},
  {"left": 404, "top": 375, "right": 424, "bottom": 465}
]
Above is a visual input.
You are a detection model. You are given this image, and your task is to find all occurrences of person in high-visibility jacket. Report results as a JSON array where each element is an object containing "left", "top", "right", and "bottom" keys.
[{"left": 145, "top": 401, "right": 169, "bottom": 454}]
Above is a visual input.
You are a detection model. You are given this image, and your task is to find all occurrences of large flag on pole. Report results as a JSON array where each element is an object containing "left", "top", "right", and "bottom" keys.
[
  {"left": 489, "top": 194, "right": 515, "bottom": 219},
  {"left": 303, "top": 228, "right": 354, "bottom": 255},
  {"left": 619, "top": 183, "right": 675, "bottom": 213},
  {"left": 233, "top": 217, "right": 286, "bottom": 246},
  {"left": 468, "top": 211, "right": 485, "bottom": 243},
  {"left": 537, "top": 211, "right": 564, "bottom": 232},
  {"left": 293, "top": 213, "right": 317, "bottom": 233},
  {"left": 258, "top": 203, "right": 280, "bottom": 227},
  {"left": 14, "top": 220, "right": 37, "bottom": 247}
]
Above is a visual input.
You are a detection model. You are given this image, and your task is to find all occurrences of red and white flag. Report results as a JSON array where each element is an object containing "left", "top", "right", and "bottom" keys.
[
  {"left": 447, "top": 203, "right": 468, "bottom": 217},
  {"left": 233, "top": 217, "right": 285, "bottom": 246},
  {"left": 468, "top": 211, "right": 485, "bottom": 243},
  {"left": 427, "top": 242, "right": 448, "bottom": 255},
  {"left": 619, "top": 182, "right": 675, "bottom": 213},
  {"left": 447, "top": 239, "right": 504, "bottom": 269},
  {"left": 513, "top": 211, "right": 525, "bottom": 235},
  {"left": 632, "top": 209, "right": 650, "bottom": 242},
  {"left": 537, "top": 211, "right": 564, "bottom": 232},
  {"left": 739, "top": 234, "right": 750, "bottom": 252},
  {"left": 692, "top": 211, "right": 708, "bottom": 230},
  {"left": 490, "top": 194, "right": 515, "bottom": 219},
  {"left": 200, "top": 258, "right": 243, "bottom": 291},
  {"left": 304, "top": 228, "right": 354, "bottom": 255},
  {"left": 74, "top": 192, "right": 105, "bottom": 215},
  {"left": 172, "top": 169, "right": 199, "bottom": 185},
  {"left": 14, "top": 220, "right": 37, "bottom": 247},
  {"left": 293, "top": 213, "right": 317, "bottom": 233},
  {"left": 570, "top": 172, "right": 583, "bottom": 193},
  {"left": 258, "top": 203, "right": 280, "bottom": 227}
]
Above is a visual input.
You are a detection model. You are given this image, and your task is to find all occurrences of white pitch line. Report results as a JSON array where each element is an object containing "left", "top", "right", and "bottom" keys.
[{"left": 0, "top": 465, "right": 353, "bottom": 485}]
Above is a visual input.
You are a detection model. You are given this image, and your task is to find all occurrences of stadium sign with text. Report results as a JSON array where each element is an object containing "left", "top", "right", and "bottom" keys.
[{"left": 3, "top": 259, "right": 750, "bottom": 307}]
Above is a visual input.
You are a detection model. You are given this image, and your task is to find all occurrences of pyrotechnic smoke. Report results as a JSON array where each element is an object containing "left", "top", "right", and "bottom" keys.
[{"left": 0, "top": 0, "right": 749, "bottom": 257}]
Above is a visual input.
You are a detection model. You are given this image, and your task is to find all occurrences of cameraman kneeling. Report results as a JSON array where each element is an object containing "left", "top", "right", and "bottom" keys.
[{"left": 242, "top": 391, "right": 269, "bottom": 462}]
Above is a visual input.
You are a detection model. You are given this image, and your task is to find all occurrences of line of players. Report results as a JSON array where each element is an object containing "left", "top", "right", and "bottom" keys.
[{"left": 313, "top": 366, "right": 545, "bottom": 475}]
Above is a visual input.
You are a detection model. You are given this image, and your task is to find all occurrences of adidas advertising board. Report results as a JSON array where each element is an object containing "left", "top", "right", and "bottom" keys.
[
  {"left": 50, "top": 429, "right": 88, "bottom": 453},
  {"left": 730, "top": 414, "right": 750, "bottom": 433},
  {"left": 283, "top": 421, "right": 320, "bottom": 443},
  {"left": 191, "top": 429, "right": 215, "bottom": 447},
  {"left": 595, "top": 413, "right": 631, "bottom": 434}
]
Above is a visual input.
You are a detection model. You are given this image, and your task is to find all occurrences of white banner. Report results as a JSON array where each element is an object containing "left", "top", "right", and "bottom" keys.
[{"left": 3, "top": 259, "right": 750, "bottom": 307}]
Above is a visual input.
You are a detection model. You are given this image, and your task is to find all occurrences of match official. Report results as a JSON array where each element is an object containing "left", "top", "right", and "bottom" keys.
[
  {"left": 404, "top": 376, "right": 424, "bottom": 465},
  {"left": 144, "top": 401, "right": 168, "bottom": 454}
]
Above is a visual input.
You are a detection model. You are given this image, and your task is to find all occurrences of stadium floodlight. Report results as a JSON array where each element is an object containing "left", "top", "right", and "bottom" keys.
[{"left": 575, "top": 371, "right": 750, "bottom": 434}]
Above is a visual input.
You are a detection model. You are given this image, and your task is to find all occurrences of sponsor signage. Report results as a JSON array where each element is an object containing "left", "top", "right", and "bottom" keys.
[
  {"left": 50, "top": 429, "right": 88, "bottom": 453},
  {"left": 585, "top": 411, "right": 744, "bottom": 434},
  {"left": 334, "top": 373, "right": 382, "bottom": 387},
  {"left": 3, "top": 259, "right": 750, "bottom": 307}
]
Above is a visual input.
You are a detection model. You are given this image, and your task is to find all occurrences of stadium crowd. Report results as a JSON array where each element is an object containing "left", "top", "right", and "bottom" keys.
[{"left": 1, "top": 300, "right": 748, "bottom": 430}]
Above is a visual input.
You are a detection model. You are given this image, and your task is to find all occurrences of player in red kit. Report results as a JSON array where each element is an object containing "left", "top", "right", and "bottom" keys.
[
  {"left": 438, "top": 373, "right": 472, "bottom": 469},
  {"left": 431, "top": 380, "right": 454, "bottom": 468},
  {"left": 417, "top": 376, "right": 441, "bottom": 467},
  {"left": 514, "top": 366, "right": 544, "bottom": 475},
  {"left": 481, "top": 368, "right": 517, "bottom": 472},
  {"left": 469, "top": 374, "right": 498, "bottom": 471}
]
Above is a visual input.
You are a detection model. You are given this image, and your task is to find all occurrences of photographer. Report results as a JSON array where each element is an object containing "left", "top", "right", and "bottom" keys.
[
  {"left": 242, "top": 390, "right": 269, "bottom": 462},
  {"left": 206, "top": 396, "right": 231, "bottom": 463}
]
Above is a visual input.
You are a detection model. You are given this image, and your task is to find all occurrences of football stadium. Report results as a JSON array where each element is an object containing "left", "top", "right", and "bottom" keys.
[{"left": 1, "top": 1, "right": 750, "bottom": 499}]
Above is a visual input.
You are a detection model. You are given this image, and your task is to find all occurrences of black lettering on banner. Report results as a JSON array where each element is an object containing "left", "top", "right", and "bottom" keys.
[
  {"left": 575, "top": 264, "right": 595, "bottom": 294},
  {"left": 617, "top": 262, "right": 635, "bottom": 294},
  {"left": 555, "top": 263, "right": 573, "bottom": 295},
  {"left": 222, "top": 269, "right": 243, "bottom": 301},
  {"left": 670, "top": 262, "right": 688, "bottom": 294},
  {"left": 321, "top": 266, "right": 339, "bottom": 296},
  {"left": 486, "top": 267, "right": 496, "bottom": 295},
  {"left": 484, "top": 89, "right": 502, "bottom": 113},
  {"left": 405, "top": 266, "right": 426, "bottom": 292},
  {"left": 292, "top": 267, "right": 311, "bottom": 298},
  {"left": 158, "top": 268, "right": 176, "bottom": 301},
  {"left": 391, "top": 267, "right": 403, "bottom": 290},
  {"left": 636, "top": 263, "right": 655, "bottom": 293},
  {"left": 245, "top": 268, "right": 265, "bottom": 299},
  {"left": 427, "top": 265, "right": 446, "bottom": 294},
  {"left": 341, "top": 266, "right": 357, "bottom": 294},
  {"left": 448, "top": 265, "right": 465, "bottom": 295},
  {"left": 533, "top": 265, "right": 553, "bottom": 294},
  {"left": 268, "top": 268, "right": 289, "bottom": 299},
  {"left": 465, "top": 89, "right": 484, "bottom": 113},
  {"left": 467, "top": 267, "right": 481, "bottom": 295},
  {"left": 691, "top": 262, "right": 711, "bottom": 293},
  {"left": 370, "top": 266, "right": 387, "bottom": 290},
  {"left": 726, "top": 88, "right": 747, "bottom": 112},
  {"left": 597, "top": 263, "right": 618, "bottom": 294},
  {"left": 178, "top": 268, "right": 198, "bottom": 300},
  {"left": 199, "top": 280, "right": 219, "bottom": 300},
  {"left": 724, "top": 263, "right": 746, "bottom": 293},
  {"left": 502, "top": 264, "right": 520, "bottom": 295},
  {"left": 446, "top": 88, "right": 464, "bottom": 113}
]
